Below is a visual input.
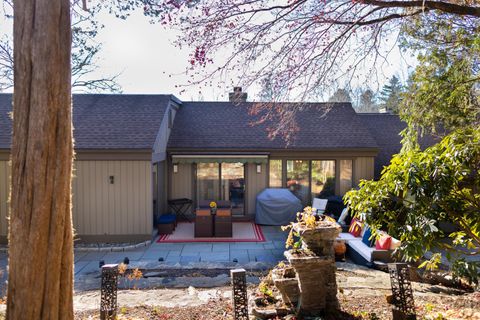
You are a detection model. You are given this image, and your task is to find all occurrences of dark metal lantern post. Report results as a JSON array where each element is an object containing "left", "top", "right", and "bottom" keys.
[
  {"left": 231, "top": 268, "right": 249, "bottom": 320},
  {"left": 388, "top": 263, "right": 417, "bottom": 320},
  {"left": 100, "top": 264, "right": 119, "bottom": 320}
]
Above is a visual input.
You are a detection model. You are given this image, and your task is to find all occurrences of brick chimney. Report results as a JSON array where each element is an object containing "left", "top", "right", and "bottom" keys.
[{"left": 229, "top": 87, "right": 248, "bottom": 102}]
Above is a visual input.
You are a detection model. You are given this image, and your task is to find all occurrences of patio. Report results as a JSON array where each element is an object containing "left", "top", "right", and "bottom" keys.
[{"left": 73, "top": 225, "right": 287, "bottom": 280}]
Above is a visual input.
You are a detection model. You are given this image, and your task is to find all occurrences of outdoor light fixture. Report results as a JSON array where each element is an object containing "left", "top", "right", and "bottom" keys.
[
  {"left": 109, "top": 176, "right": 114, "bottom": 184},
  {"left": 256, "top": 164, "right": 262, "bottom": 174},
  {"left": 173, "top": 163, "right": 178, "bottom": 173}
]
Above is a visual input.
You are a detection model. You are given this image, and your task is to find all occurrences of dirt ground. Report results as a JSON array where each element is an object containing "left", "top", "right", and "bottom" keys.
[
  {"left": 73, "top": 264, "right": 480, "bottom": 320},
  {"left": 74, "top": 288, "right": 480, "bottom": 320}
]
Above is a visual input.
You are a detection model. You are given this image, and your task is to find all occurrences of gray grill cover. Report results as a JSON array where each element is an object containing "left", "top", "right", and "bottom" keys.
[{"left": 255, "top": 189, "right": 303, "bottom": 225}]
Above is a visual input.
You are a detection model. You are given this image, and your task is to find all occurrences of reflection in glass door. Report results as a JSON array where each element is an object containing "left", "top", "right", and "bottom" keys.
[
  {"left": 221, "top": 163, "right": 245, "bottom": 216},
  {"left": 311, "top": 160, "right": 336, "bottom": 199},
  {"left": 286, "top": 160, "right": 310, "bottom": 206},
  {"left": 196, "top": 162, "right": 245, "bottom": 215},
  {"left": 196, "top": 163, "right": 219, "bottom": 205}
]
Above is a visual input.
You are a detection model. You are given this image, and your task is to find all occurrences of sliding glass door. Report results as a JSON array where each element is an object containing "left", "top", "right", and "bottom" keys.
[
  {"left": 196, "top": 163, "right": 220, "bottom": 203},
  {"left": 286, "top": 160, "right": 310, "bottom": 206},
  {"left": 221, "top": 163, "right": 245, "bottom": 216},
  {"left": 311, "top": 160, "right": 336, "bottom": 199},
  {"left": 196, "top": 162, "right": 245, "bottom": 215}
]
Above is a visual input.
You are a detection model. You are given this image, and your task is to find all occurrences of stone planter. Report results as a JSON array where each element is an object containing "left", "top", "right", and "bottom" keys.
[
  {"left": 271, "top": 268, "right": 300, "bottom": 306},
  {"left": 285, "top": 250, "right": 339, "bottom": 316},
  {"left": 293, "top": 221, "right": 341, "bottom": 258}
]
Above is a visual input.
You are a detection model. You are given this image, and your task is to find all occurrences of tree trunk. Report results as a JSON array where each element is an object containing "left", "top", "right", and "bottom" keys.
[{"left": 7, "top": 0, "right": 74, "bottom": 319}]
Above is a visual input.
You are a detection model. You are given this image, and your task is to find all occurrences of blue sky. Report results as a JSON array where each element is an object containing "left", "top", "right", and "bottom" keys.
[{"left": 0, "top": 6, "right": 416, "bottom": 101}]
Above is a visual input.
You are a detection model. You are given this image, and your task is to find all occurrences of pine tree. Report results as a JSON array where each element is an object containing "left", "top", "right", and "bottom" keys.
[
  {"left": 328, "top": 88, "right": 352, "bottom": 103},
  {"left": 358, "top": 89, "right": 378, "bottom": 113},
  {"left": 379, "top": 75, "right": 403, "bottom": 113}
]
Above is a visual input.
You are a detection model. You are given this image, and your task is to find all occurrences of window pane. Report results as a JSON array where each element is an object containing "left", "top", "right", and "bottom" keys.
[
  {"left": 287, "top": 160, "right": 310, "bottom": 205},
  {"left": 311, "top": 160, "right": 336, "bottom": 199},
  {"left": 197, "top": 163, "right": 219, "bottom": 205},
  {"left": 269, "top": 160, "right": 282, "bottom": 188},
  {"left": 221, "top": 163, "right": 245, "bottom": 215},
  {"left": 339, "top": 160, "right": 353, "bottom": 195}
]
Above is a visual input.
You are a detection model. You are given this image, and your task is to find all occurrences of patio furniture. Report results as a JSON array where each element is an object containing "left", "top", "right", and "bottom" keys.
[
  {"left": 215, "top": 208, "right": 233, "bottom": 237},
  {"left": 312, "top": 198, "right": 328, "bottom": 214},
  {"left": 156, "top": 214, "right": 177, "bottom": 235},
  {"left": 168, "top": 198, "right": 193, "bottom": 222},
  {"left": 194, "top": 209, "right": 213, "bottom": 237}
]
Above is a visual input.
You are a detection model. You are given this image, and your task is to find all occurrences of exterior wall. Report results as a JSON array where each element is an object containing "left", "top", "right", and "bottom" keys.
[
  {"left": 72, "top": 160, "right": 153, "bottom": 242},
  {"left": 354, "top": 157, "right": 375, "bottom": 185},
  {"left": 0, "top": 161, "right": 10, "bottom": 243},
  {"left": 246, "top": 163, "right": 267, "bottom": 215},
  {"left": 169, "top": 163, "right": 193, "bottom": 213}
]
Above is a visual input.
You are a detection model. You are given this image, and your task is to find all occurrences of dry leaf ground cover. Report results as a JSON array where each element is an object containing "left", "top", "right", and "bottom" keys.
[{"left": 73, "top": 264, "right": 480, "bottom": 320}]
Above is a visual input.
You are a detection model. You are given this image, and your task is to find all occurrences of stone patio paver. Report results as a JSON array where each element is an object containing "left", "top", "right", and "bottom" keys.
[{"left": 72, "top": 226, "right": 286, "bottom": 278}]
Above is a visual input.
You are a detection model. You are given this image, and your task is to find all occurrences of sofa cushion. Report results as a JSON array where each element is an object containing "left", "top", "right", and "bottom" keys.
[
  {"left": 338, "top": 208, "right": 349, "bottom": 224},
  {"left": 348, "top": 240, "right": 374, "bottom": 262},
  {"left": 390, "top": 237, "right": 401, "bottom": 250},
  {"left": 337, "top": 232, "right": 362, "bottom": 241}
]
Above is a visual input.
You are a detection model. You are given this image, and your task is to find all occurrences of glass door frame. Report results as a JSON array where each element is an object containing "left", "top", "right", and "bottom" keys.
[{"left": 193, "top": 162, "right": 246, "bottom": 216}]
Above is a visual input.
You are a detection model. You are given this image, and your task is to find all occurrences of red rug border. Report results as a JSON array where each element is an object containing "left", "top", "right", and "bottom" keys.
[{"left": 156, "top": 222, "right": 266, "bottom": 243}]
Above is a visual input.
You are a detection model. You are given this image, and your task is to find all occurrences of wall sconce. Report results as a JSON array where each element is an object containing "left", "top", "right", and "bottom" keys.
[
  {"left": 256, "top": 163, "right": 262, "bottom": 174},
  {"left": 109, "top": 175, "right": 114, "bottom": 184},
  {"left": 173, "top": 164, "right": 178, "bottom": 173}
]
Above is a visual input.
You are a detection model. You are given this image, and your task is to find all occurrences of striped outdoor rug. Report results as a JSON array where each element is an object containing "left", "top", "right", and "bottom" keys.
[{"left": 157, "top": 222, "right": 265, "bottom": 243}]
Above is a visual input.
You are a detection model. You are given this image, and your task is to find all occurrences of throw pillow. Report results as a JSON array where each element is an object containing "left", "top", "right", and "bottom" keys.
[
  {"left": 362, "top": 227, "right": 375, "bottom": 247},
  {"left": 348, "top": 218, "right": 363, "bottom": 237},
  {"left": 338, "top": 208, "right": 349, "bottom": 224},
  {"left": 375, "top": 234, "right": 392, "bottom": 250}
]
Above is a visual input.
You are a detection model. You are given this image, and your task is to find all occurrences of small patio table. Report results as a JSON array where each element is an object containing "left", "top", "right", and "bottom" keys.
[{"left": 168, "top": 198, "right": 193, "bottom": 222}]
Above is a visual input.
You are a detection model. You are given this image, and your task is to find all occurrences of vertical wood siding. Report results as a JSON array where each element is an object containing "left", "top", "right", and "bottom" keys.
[
  {"left": 170, "top": 163, "right": 193, "bottom": 201},
  {"left": 0, "top": 161, "right": 10, "bottom": 237},
  {"left": 72, "top": 160, "right": 152, "bottom": 236},
  {"left": 246, "top": 163, "right": 267, "bottom": 215},
  {"left": 354, "top": 157, "right": 374, "bottom": 185}
]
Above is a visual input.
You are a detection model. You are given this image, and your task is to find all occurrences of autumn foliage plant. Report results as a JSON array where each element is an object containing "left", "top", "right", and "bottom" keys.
[{"left": 282, "top": 206, "right": 337, "bottom": 251}]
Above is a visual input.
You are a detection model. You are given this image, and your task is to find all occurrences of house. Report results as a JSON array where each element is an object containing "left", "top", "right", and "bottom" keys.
[{"left": 0, "top": 88, "right": 412, "bottom": 243}]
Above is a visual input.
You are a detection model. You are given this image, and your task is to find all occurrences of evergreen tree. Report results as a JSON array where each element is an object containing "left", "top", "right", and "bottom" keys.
[
  {"left": 379, "top": 76, "right": 403, "bottom": 113},
  {"left": 358, "top": 89, "right": 378, "bottom": 113},
  {"left": 328, "top": 88, "right": 352, "bottom": 103}
]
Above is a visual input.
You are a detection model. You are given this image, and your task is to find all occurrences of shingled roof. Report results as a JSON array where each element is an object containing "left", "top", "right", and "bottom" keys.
[
  {"left": 359, "top": 113, "right": 437, "bottom": 178},
  {"left": 167, "top": 102, "right": 378, "bottom": 150},
  {"left": 358, "top": 114, "right": 406, "bottom": 178},
  {"left": 0, "top": 93, "right": 172, "bottom": 150}
]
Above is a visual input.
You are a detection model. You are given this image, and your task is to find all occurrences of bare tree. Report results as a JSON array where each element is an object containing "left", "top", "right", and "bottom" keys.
[
  {"left": 0, "top": 2, "right": 120, "bottom": 92},
  {"left": 117, "top": 0, "right": 479, "bottom": 138}
]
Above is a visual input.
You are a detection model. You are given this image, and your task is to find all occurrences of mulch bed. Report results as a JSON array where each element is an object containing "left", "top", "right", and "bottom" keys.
[{"left": 75, "top": 290, "right": 480, "bottom": 320}]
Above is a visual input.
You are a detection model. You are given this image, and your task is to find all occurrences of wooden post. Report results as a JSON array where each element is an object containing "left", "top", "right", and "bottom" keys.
[
  {"left": 100, "top": 264, "right": 119, "bottom": 320},
  {"left": 231, "top": 268, "right": 249, "bottom": 320},
  {"left": 388, "top": 263, "right": 417, "bottom": 320}
]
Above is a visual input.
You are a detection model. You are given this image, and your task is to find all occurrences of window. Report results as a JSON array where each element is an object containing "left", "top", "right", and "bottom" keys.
[
  {"left": 269, "top": 160, "right": 282, "bottom": 187},
  {"left": 339, "top": 159, "right": 353, "bottom": 195},
  {"left": 287, "top": 160, "right": 310, "bottom": 205},
  {"left": 311, "top": 160, "right": 336, "bottom": 199}
]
